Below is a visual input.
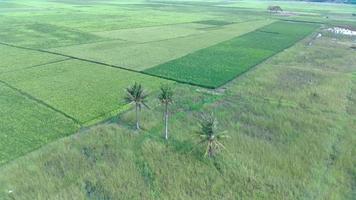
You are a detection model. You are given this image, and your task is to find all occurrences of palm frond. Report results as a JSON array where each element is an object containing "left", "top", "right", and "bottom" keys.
[
  {"left": 125, "top": 82, "right": 149, "bottom": 107},
  {"left": 158, "top": 84, "right": 174, "bottom": 104},
  {"left": 142, "top": 101, "right": 150, "bottom": 109},
  {"left": 195, "top": 113, "right": 230, "bottom": 157}
]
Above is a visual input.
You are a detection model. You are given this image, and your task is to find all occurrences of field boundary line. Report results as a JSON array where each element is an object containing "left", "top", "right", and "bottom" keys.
[
  {"left": 90, "top": 21, "right": 204, "bottom": 33},
  {"left": 0, "top": 42, "right": 217, "bottom": 87},
  {"left": 0, "top": 58, "right": 71, "bottom": 75},
  {"left": 88, "top": 16, "right": 263, "bottom": 33},
  {"left": 279, "top": 19, "right": 325, "bottom": 25},
  {"left": 135, "top": 19, "right": 269, "bottom": 45},
  {"left": 44, "top": 38, "right": 131, "bottom": 50},
  {"left": 0, "top": 80, "right": 82, "bottom": 126},
  {"left": 0, "top": 21, "right": 316, "bottom": 90},
  {"left": 0, "top": 41, "right": 142, "bottom": 72}
]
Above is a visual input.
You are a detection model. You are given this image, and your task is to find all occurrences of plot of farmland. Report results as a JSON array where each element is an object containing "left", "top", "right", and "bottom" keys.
[
  {"left": 0, "top": 22, "right": 104, "bottom": 49},
  {"left": 0, "top": 44, "right": 66, "bottom": 73},
  {"left": 49, "top": 20, "right": 273, "bottom": 71},
  {"left": 0, "top": 59, "right": 169, "bottom": 125},
  {"left": 0, "top": 82, "right": 79, "bottom": 165},
  {"left": 144, "top": 21, "right": 319, "bottom": 88},
  {"left": 93, "top": 23, "right": 212, "bottom": 43}
]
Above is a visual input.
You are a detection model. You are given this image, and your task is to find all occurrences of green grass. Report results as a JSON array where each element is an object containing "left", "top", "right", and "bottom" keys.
[
  {"left": 145, "top": 21, "right": 319, "bottom": 88},
  {"left": 0, "top": 35, "right": 354, "bottom": 199},
  {"left": 0, "top": 82, "right": 79, "bottom": 165},
  {"left": 0, "top": 59, "right": 169, "bottom": 125},
  {"left": 0, "top": 0, "right": 355, "bottom": 199},
  {"left": 220, "top": 0, "right": 356, "bottom": 15},
  {"left": 0, "top": 22, "right": 104, "bottom": 49},
  {"left": 347, "top": 73, "right": 356, "bottom": 116}
]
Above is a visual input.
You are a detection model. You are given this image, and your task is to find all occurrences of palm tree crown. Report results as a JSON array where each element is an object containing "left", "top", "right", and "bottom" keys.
[
  {"left": 125, "top": 82, "right": 148, "bottom": 107},
  {"left": 158, "top": 85, "right": 173, "bottom": 105},
  {"left": 125, "top": 82, "right": 149, "bottom": 130},
  {"left": 196, "top": 113, "right": 228, "bottom": 157}
]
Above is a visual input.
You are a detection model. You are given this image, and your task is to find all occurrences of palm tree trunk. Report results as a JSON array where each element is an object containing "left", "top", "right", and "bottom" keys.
[
  {"left": 136, "top": 103, "right": 140, "bottom": 130},
  {"left": 208, "top": 142, "right": 213, "bottom": 157},
  {"left": 164, "top": 103, "right": 168, "bottom": 140}
]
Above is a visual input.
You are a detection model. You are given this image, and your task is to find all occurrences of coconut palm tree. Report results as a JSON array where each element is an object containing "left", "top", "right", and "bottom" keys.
[
  {"left": 158, "top": 85, "right": 173, "bottom": 140},
  {"left": 196, "top": 113, "right": 228, "bottom": 157},
  {"left": 125, "top": 82, "right": 149, "bottom": 130}
]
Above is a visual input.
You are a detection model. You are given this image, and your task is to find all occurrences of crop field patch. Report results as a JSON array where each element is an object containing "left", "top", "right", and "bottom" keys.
[
  {"left": 0, "top": 2, "right": 25, "bottom": 8},
  {"left": 145, "top": 21, "right": 319, "bottom": 88},
  {"left": 28, "top": 4, "right": 214, "bottom": 32},
  {"left": 0, "top": 44, "right": 66, "bottom": 73},
  {"left": 50, "top": 20, "right": 273, "bottom": 71},
  {"left": 0, "top": 60, "right": 169, "bottom": 124},
  {"left": 0, "top": 23, "right": 104, "bottom": 49},
  {"left": 93, "top": 23, "right": 212, "bottom": 43},
  {"left": 0, "top": 83, "right": 79, "bottom": 165}
]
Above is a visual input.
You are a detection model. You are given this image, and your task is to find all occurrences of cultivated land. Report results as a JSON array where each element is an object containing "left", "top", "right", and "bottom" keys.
[
  {"left": 0, "top": 0, "right": 355, "bottom": 199},
  {"left": 145, "top": 21, "right": 319, "bottom": 87}
]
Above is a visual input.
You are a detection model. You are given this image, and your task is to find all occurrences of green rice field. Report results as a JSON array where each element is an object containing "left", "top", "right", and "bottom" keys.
[{"left": 145, "top": 21, "right": 319, "bottom": 88}]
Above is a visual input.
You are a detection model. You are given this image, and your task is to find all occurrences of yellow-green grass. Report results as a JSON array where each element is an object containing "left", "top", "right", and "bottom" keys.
[
  {"left": 0, "top": 59, "right": 170, "bottom": 125},
  {"left": 145, "top": 21, "right": 319, "bottom": 88},
  {"left": 0, "top": 82, "right": 79, "bottom": 165},
  {"left": 0, "top": 44, "right": 66, "bottom": 74},
  {"left": 219, "top": 0, "right": 356, "bottom": 15},
  {"left": 0, "top": 2, "right": 213, "bottom": 33},
  {"left": 49, "top": 20, "right": 274, "bottom": 71},
  {"left": 0, "top": 22, "right": 105, "bottom": 49},
  {"left": 0, "top": 35, "right": 354, "bottom": 199},
  {"left": 347, "top": 73, "right": 356, "bottom": 116}
]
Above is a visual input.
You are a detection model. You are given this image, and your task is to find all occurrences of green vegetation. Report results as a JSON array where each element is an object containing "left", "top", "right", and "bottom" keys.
[
  {"left": 221, "top": 0, "right": 356, "bottom": 14},
  {"left": 50, "top": 20, "right": 273, "bottom": 71},
  {"left": 0, "top": 60, "right": 168, "bottom": 125},
  {"left": 145, "top": 21, "right": 319, "bottom": 88},
  {"left": 125, "top": 83, "right": 150, "bottom": 130},
  {"left": 1, "top": 35, "right": 354, "bottom": 199},
  {"left": 0, "top": 0, "right": 355, "bottom": 199},
  {"left": 0, "top": 83, "right": 78, "bottom": 165},
  {"left": 195, "top": 113, "right": 229, "bottom": 157},
  {"left": 158, "top": 85, "right": 174, "bottom": 140},
  {"left": 0, "top": 44, "right": 66, "bottom": 73}
]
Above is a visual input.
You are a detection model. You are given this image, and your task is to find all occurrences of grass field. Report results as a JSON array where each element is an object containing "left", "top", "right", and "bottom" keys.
[
  {"left": 145, "top": 21, "right": 319, "bottom": 88},
  {"left": 0, "top": 0, "right": 355, "bottom": 199},
  {"left": 0, "top": 33, "right": 354, "bottom": 199}
]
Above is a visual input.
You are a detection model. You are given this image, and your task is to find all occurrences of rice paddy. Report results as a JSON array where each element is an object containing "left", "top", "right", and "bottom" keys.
[{"left": 145, "top": 21, "right": 319, "bottom": 88}]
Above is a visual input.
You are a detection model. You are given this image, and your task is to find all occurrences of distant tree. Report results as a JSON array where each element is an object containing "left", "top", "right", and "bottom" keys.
[
  {"left": 158, "top": 85, "right": 174, "bottom": 140},
  {"left": 125, "top": 82, "right": 149, "bottom": 130},
  {"left": 196, "top": 113, "right": 229, "bottom": 157},
  {"left": 268, "top": 5, "right": 283, "bottom": 13}
]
